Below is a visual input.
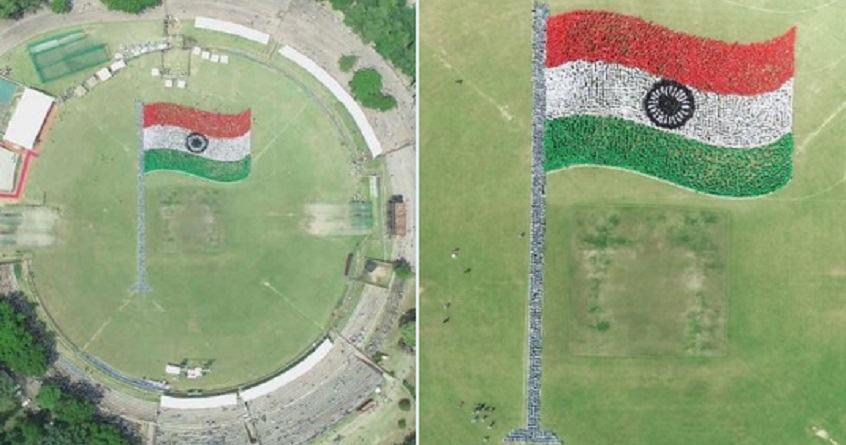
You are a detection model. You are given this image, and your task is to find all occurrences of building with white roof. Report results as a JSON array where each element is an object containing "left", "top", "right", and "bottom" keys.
[
  {"left": 0, "top": 151, "right": 19, "bottom": 192},
  {"left": 2, "top": 88, "right": 55, "bottom": 151},
  {"left": 95, "top": 68, "right": 112, "bottom": 81},
  {"left": 109, "top": 59, "right": 126, "bottom": 73}
]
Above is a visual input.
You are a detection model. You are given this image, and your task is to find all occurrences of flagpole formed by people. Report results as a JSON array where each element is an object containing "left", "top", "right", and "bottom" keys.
[
  {"left": 133, "top": 101, "right": 152, "bottom": 294},
  {"left": 130, "top": 101, "right": 252, "bottom": 294}
]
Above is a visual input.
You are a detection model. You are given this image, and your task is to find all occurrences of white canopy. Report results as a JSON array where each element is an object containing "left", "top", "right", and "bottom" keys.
[
  {"left": 2, "top": 88, "right": 54, "bottom": 150},
  {"left": 109, "top": 59, "right": 126, "bottom": 72},
  {"left": 160, "top": 393, "right": 238, "bottom": 410},
  {"left": 95, "top": 68, "right": 112, "bottom": 81},
  {"left": 240, "top": 339, "right": 334, "bottom": 401},
  {"left": 279, "top": 46, "right": 382, "bottom": 157},
  {"left": 194, "top": 17, "right": 270, "bottom": 45}
]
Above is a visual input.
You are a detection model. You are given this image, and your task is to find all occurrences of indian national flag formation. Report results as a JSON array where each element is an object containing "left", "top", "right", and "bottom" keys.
[
  {"left": 543, "top": 11, "right": 796, "bottom": 197},
  {"left": 142, "top": 103, "right": 252, "bottom": 182}
]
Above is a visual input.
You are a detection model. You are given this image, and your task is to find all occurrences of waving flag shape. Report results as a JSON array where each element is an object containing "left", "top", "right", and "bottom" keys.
[
  {"left": 543, "top": 11, "right": 796, "bottom": 197},
  {"left": 142, "top": 103, "right": 252, "bottom": 182}
]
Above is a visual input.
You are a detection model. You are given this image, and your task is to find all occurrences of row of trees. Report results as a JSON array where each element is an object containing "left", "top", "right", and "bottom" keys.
[
  {"left": 324, "top": 0, "right": 415, "bottom": 78},
  {"left": 3, "top": 379, "right": 134, "bottom": 445},
  {"left": 0, "top": 294, "right": 137, "bottom": 444}
]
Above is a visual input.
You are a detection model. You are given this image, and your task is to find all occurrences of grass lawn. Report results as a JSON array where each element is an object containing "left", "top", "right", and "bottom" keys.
[
  {"left": 6, "top": 23, "right": 375, "bottom": 391},
  {"left": 420, "top": 0, "right": 846, "bottom": 444}
]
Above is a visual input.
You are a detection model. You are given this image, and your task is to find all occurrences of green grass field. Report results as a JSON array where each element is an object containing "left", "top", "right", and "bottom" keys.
[
  {"left": 559, "top": 205, "right": 728, "bottom": 357},
  {"left": 4, "top": 22, "right": 378, "bottom": 391},
  {"left": 421, "top": 0, "right": 846, "bottom": 444}
]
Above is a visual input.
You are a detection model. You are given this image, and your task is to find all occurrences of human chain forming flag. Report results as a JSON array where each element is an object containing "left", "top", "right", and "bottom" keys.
[
  {"left": 142, "top": 103, "right": 252, "bottom": 182},
  {"left": 543, "top": 10, "right": 796, "bottom": 197}
]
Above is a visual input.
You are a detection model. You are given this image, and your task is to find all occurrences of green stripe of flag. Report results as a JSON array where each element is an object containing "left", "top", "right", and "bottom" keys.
[
  {"left": 144, "top": 149, "right": 251, "bottom": 183},
  {"left": 544, "top": 115, "right": 793, "bottom": 197}
]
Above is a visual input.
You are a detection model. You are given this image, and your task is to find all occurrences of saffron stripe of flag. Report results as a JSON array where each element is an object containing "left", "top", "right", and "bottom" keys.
[{"left": 546, "top": 10, "right": 796, "bottom": 96}]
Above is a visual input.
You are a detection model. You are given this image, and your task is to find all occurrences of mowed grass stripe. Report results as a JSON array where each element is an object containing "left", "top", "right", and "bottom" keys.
[{"left": 422, "top": 0, "right": 846, "bottom": 444}]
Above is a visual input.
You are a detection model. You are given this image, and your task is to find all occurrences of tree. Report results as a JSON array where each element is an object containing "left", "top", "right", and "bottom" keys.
[
  {"left": 100, "top": 0, "right": 161, "bottom": 13},
  {"left": 393, "top": 261, "right": 413, "bottom": 280},
  {"left": 399, "top": 320, "right": 415, "bottom": 349},
  {"left": 326, "top": 0, "right": 415, "bottom": 77},
  {"left": 398, "top": 398, "right": 411, "bottom": 411},
  {"left": 0, "top": 0, "right": 45, "bottom": 20},
  {"left": 50, "top": 0, "right": 69, "bottom": 13},
  {"left": 398, "top": 307, "right": 415, "bottom": 349},
  {"left": 3, "top": 415, "right": 44, "bottom": 445},
  {"left": 53, "top": 396, "right": 96, "bottom": 424},
  {"left": 40, "top": 423, "right": 90, "bottom": 445},
  {"left": 395, "top": 432, "right": 415, "bottom": 445},
  {"left": 35, "top": 383, "right": 62, "bottom": 411},
  {"left": 0, "top": 370, "right": 20, "bottom": 413},
  {"left": 86, "top": 422, "right": 132, "bottom": 445},
  {"left": 349, "top": 68, "right": 397, "bottom": 111},
  {"left": 37, "top": 383, "right": 96, "bottom": 424},
  {"left": 0, "top": 300, "right": 50, "bottom": 376},
  {"left": 339, "top": 55, "right": 359, "bottom": 73}
]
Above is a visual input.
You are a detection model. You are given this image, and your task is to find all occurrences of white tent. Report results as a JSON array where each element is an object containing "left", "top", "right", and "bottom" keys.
[
  {"left": 2, "top": 88, "right": 54, "bottom": 150},
  {"left": 95, "top": 68, "right": 112, "bottom": 81},
  {"left": 164, "top": 364, "right": 181, "bottom": 375},
  {"left": 240, "top": 339, "right": 334, "bottom": 401},
  {"left": 109, "top": 59, "right": 126, "bottom": 72},
  {"left": 194, "top": 17, "right": 270, "bottom": 45},
  {"left": 279, "top": 46, "right": 383, "bottom": 157},
  {"left": 160, "top": 393, "right": 238, "bottom": 410}
]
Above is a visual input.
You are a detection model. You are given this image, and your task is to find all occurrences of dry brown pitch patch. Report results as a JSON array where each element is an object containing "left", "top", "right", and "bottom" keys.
[{"left": 567, "top": 206, "right": 728, "bottom": 357}]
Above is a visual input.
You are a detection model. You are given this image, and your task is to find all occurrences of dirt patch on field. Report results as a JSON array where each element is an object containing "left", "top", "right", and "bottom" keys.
[
  {"left": 0, "top": 206, "right": 60, "bottom": 247},
  {"left": 156, "top": 189, "right": 222, "bottom": 254},
  {"left": 567, "top": 206, "right": 728, "bottom": 357},
  {"left": 304, "top": 203, "right": 371, "bottom": 236}
]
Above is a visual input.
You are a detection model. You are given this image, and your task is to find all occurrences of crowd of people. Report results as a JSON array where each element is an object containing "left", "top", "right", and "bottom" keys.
[{"left": 505, "top": 5, "right": 560, "bottom": 444}]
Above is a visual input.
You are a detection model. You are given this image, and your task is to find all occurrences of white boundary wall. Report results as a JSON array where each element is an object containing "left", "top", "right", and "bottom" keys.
[
  {"left": 279, "top": 46, "right": 383, "bottom": 158},
  {"left": 160, "top": 392, "right": 238, "bottom": 410},
  {"left": 241, "top": 339, "right": 334, "bottom": 401},
  {"left": 194, "top": 17, "right": 270, "bottom": 45}
]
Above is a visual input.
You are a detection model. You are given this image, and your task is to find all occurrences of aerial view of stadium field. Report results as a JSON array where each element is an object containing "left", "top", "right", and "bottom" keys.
[
  {"left": 0, "top": 0, "right": 415, "bottom": 444},
  {"left": 421, "top": 0, "right": 846, "bottom": 444}
]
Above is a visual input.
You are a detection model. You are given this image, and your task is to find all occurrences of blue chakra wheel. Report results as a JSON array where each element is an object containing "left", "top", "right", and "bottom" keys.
[
  {"left": 185, "top": 132, "right": 209, "bottom": 153},
  {"left": 644, "top": 80, "right": 696, "bottom": 129}
]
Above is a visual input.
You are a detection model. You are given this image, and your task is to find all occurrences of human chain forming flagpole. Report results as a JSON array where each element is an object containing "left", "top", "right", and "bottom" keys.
[
  {"left": 505, "top": 4, "right": 560, "bottom": 444},
  {"left": 132, "top": 101, "right": 151, "bottom": 294}
]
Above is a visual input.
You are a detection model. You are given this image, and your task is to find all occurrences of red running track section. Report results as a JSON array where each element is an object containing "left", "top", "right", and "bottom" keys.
[
  {"left": 546, "top": 10, "right": 795, "bottom": 96},
  {"left": 0, "top": 152, "right": 33, "bottom": 200}
]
